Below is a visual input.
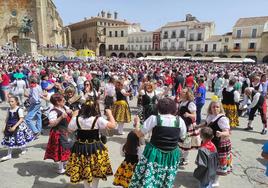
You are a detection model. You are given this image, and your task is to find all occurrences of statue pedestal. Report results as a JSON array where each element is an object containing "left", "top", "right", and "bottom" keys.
[{"left": 17, "top": 38, "right": 37, "bottom": 58}]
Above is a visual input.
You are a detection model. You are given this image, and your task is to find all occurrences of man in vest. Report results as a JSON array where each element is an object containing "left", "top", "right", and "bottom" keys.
[{"left": 243, "top": 87, "right": 267, "bottom": 134}]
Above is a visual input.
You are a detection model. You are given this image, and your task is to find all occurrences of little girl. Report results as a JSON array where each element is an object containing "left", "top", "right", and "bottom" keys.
[
  {"left": 113, "top": 131, "right": 142, "bottom": 188},
  {"left": 1, "top": 95, "right": 34, "bottom": 161}
]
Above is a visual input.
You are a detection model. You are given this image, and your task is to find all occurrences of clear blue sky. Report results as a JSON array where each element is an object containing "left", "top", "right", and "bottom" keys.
[{"left": 53, "top": 0, "right": 268, "bottom": 35}]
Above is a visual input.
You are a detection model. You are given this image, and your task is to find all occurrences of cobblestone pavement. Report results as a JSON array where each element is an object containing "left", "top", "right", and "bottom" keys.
[{"left": 0, "top": 92, "right": 268, "bottom": 188}]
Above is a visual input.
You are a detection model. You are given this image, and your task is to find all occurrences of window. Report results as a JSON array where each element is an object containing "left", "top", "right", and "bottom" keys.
[
  {"left": 171, "top": 31, "right": 176, "bottom": 38},
  {"left": 115, "top": 31, "right": 118, "bottom": 37},
  {"left": 225, "top": 38, "right": 229, "bottom": 43},
  {"left": 108, "top": 45, "right": 113, "bottom": 50},
  {"left": 103, "top": 28, "right": 106, "bottom": 35},
  {"left": 114, "top": 45, "right": 118, "bottom": 50},
  {"left": 236, "top": 30, "right": 241, "bottom": 38},
  {"left": 144, "top": 45, "right": 147, "bottom": 50},
  {"left": 197, "top": 33, "right": 202, "bottom": 41},
  {"left": 179, "top": 42, "right": 184, "bottom": 49},
  {"left": 204, "top": 44, "right": 208, "bottom": 52},
  {"left": 148, "top": 45, "right": 151, "bottom": 50},
  {"left": 140, "top": 45, "right": 142, "bottom": 50},
  {"left": 189, "top": 33, "right": 194, "bottom": 41},
  {"left": 196, "top": 44, "right": 201, "bottom": 51},
  {"left": 120, "top": 45, "right": 124, "bottom": 50},
  {"left": 121, "top": 30, "right": 124, "bottom": 37},
  {"left": 179, "top": 30, "right": 185, "bottom": 38},
  {"left": 163, "top": 42, "right": 168, "bottom": 50},
  {"left": 234, "top": 43, "right": 240, "bottom": 49},
  {"left": 213, "top": 44, "right": 217, "bottom": 52},
  {"left": 109, "top": 31, "right": 112, "bottom": 37},
  {"left": 131, "top": 45, "right": 134, "bottom": 50},
  {"left": 189, "top": 44, "right": 193, "bottom": 51},
  {"left": 223, "top": 45, "right": 228, "bottom": 52},
  {"left": 171, "top": 42, "right": 176, "bottom": 50},
  {"left": 163, "top": 31, "right": 168, "bottom": 39},
  {"left": 249, "top": 42, "right": 256, "bottom": 49},
  {"left": 252, "top": 29, "right": 257, "bottom": 38}
]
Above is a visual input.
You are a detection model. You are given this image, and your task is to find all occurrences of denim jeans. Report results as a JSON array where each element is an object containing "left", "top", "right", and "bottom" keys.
[
  {"left": 196, "top": 103, "right": 204, "bottom": 125},
  {"left": 25, "top": 103, "right": 42, "bottom": 134}
]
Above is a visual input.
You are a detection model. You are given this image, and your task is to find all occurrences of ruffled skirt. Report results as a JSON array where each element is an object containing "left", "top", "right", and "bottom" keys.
[
  {"left": 1, "top": 121, "right": 34, "bottom": 148},
  {"left": 66, "top": 140, "right": 113, "bottom": 184},
  {"left": 129, "top": 143, "right": 180, "bottom": 188},
  {"left": 112, "top": 100, "right": 131, "bottom": 123}
]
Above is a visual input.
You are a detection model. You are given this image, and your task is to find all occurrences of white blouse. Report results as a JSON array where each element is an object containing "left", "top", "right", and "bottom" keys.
[
  {"left": 141, "top": 114, "right": 187, "bottom": 140},
  {"left": 206, "top": 114, "right": 230, "bottom": 130},
  {"left": 68, "top": 116, "right": 108, "bottom": 131}
]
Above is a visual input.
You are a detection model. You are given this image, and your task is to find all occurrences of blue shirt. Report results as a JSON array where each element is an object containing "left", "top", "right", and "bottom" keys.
[
  {"left": 41, "top": 80, "right": 55, "bottom": 93},
  {"left": 262, "top": 141, "right": 268, "bottom": 176},
  {"left": 195, "top": 85, "right": 206, "bottom": 105}
]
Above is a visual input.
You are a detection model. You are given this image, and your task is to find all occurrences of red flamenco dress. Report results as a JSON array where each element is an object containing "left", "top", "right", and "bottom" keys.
[{"left": 44, "top": 108, "right": 71, "bottom": 162}]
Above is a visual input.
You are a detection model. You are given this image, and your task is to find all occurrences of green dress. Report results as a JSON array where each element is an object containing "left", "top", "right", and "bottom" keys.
[{"left": 129, "top": 115, "right": 181, "bottom": 188}]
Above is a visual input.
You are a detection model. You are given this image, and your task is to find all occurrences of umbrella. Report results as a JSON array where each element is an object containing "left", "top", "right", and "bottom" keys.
[{"left": 13, "top": 73, "right": 25, "bottom": 79}]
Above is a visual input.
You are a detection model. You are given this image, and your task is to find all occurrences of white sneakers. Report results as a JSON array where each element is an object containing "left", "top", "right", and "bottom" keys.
[
  {"left": 0, "top": 155, "right": 12, "bottom": 162},
  {"left": 57, "top": 168, "right": 66, "bottom": 174}
]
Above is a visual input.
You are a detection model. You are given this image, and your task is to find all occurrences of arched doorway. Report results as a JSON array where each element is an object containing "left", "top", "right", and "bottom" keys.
[
  {"left": 245, "top": 55, "right": 257, "bottom": 62},
  {"left": 136, "top": 53, "right": 144, "bottom": 58},
  {"left": 184, "top": 53, "right": 192, "bottom": 57},
  {"left": 110, "top": 52, "right": 117, "bottom": 57},
  {"left": 219, "top": 54, "right": 227, "bottom": 58},
  {"left": 194, "top": 53, "right": 202, "bottom": 57},
  {"left": 231, "top": 55, "right": 241, "bottom": 58},
  {"left": 127, "top": 53, "right": 135, "bottom": 58},
  {"left": 155, "top": 53, "right": 162, "bottom": 56},
  {"left": 263, "top": 55, "right": 268, "bottom": 63},
  {"left": 205, "top": 54, "right": 215, "bottom": 57},
  {"left": 145, "top": 53, "right": 152, "bottom": 57},
  {"left": 119, "top": 52, "right": 126, "bottom": 58},
  {"left": 11, "top": 35, "right": 19, "bottom": 48},
  {"left": 99, "top": 43, "right": 106, "bottom": 56}
]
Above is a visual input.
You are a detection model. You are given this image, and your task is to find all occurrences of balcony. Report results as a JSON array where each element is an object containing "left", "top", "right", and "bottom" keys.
[
  {"left": 233, "top": 47, "right": 240, "bottom": 52},
  {"left": 248, "top": 48, "right": 256, "bottom": 52},
  {"left": 163, "top": 35, "right": 168, "bottom": 39}
]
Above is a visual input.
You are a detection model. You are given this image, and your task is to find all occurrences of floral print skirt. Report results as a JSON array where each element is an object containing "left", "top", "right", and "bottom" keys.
[
  {"left": 113, "top": 161, "right": 137, "bottom": 188},
  {"left": 66, "top": 140, "right": 113, "bottom": 184},
  {"left": 129, "top": 143, "right": 180, "bottom": 188}
]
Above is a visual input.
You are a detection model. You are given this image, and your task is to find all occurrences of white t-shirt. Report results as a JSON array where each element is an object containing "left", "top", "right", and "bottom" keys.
[
  {"left": 68, "top": 116, "right": 109, "bottom": 131},
  {"left": 206, "top": 114, "right": 230, "bottom": 130},
  {"left": 141, "top": 114, "right": 187, "bottom": 140}
]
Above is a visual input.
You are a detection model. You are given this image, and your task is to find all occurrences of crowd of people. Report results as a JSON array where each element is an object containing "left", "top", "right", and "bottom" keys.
[{"left": 1, "top": 51, "right": 268, "bottom": 188}]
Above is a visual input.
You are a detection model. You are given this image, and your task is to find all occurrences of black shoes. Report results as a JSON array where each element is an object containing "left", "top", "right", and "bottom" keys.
[
  {"left": 261, "top": 129, "right": 267, "bottom": 135},
  {"left": 244, "top": 127, "right": 253, "bottom": 131}
]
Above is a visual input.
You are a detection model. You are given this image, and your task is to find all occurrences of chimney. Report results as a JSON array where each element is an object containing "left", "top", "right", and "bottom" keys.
[
  {"left": 114, "top": 11, "right": 118, "bottom": 19},
  {"left": 101, "top": 10, "right": 106, "bottom": 18},
  {"left": 107, "top": 11, "right": 112, "bottom": 18}
]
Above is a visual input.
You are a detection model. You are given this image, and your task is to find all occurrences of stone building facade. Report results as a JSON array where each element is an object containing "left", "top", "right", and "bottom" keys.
[
  {"left": 0, "top": 0, "right": 71, "bottom": 48},
  {"left": 68, "top": 11, "right": 129, "bottom": 56}
]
